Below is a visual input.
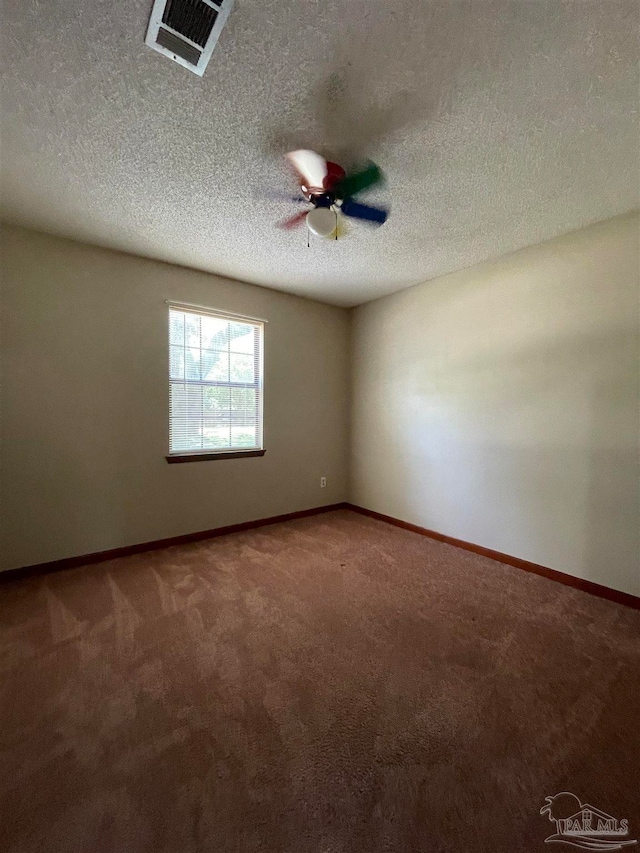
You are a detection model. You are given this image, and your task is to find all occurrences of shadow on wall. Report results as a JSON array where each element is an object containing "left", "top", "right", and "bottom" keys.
[
  {"left": 383, "top": 322, "right": 640, "bottom": 594},
  {"left": 584, "top": 360, "right": 640, "bottom": 596}
]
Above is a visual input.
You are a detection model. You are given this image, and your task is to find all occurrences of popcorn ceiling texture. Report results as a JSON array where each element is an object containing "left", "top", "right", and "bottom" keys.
[{"left": 1, "top": 0, "right": 638, "bottom": 306}]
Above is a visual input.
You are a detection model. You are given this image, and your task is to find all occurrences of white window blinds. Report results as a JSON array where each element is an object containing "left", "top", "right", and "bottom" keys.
[{"left": 168, "top": 305, "right": 264, "bottom": 455}]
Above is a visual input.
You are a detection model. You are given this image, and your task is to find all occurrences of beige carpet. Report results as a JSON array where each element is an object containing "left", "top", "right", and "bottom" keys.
[{"left": 1, "top": 509, "right": 638, "bottom": 852}]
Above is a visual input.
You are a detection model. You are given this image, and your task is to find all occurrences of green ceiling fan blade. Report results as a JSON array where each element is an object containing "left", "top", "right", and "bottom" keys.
[{"left": 334, "top": 162, "right": 383, "bottom": 199}]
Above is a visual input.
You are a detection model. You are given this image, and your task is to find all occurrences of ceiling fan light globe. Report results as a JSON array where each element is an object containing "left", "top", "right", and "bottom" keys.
[{"left": 306, "top": 207, "right": 336, "bottom": 238}]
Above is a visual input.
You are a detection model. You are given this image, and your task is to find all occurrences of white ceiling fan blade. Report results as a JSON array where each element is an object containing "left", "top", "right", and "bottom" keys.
[{"left": 286, "top": 149, "right": 328, "bottom": 190}]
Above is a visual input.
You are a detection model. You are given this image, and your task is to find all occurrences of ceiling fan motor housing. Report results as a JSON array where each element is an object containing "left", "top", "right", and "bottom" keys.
[{"left": 311, "top": 192, "right": 335, "bottom": 209}]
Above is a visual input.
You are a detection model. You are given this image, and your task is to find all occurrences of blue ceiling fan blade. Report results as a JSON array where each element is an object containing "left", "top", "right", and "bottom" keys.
[{"left": 341, "top": 198, "right": 388, "bottom": 225}]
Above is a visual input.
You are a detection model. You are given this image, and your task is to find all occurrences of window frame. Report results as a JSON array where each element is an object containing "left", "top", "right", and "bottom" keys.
[{"left": 165, "top": 302, "right": 266, "bottom": 462}]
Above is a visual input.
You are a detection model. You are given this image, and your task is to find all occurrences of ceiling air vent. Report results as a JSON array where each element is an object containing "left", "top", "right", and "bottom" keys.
[{"left": 145, "top": 0, "right": 235, "bottom": 76}]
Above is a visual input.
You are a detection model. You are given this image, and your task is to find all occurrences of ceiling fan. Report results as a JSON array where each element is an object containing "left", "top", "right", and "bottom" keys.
[{"left": 275, "top": 150, "right": 389, "bottom": 239}]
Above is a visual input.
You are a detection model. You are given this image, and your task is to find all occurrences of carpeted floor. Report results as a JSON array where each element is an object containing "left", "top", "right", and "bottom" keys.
[{"left": 1, "top": 509, "right": 638, "bottom": 853}]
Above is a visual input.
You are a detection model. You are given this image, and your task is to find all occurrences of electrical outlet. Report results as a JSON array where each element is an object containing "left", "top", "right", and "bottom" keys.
[{"left": 320, "top": 476, "right": 327, "bottom": 488}]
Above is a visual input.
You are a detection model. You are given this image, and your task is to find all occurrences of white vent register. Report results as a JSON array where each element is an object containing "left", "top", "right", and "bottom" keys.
[{"left": 145, "top": 0, "right": 235, "bottom": 76}]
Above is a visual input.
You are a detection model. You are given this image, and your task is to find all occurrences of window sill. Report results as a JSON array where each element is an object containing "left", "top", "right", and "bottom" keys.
[{"left": 166, "top": 449, "right": 266, "bottom": 464}]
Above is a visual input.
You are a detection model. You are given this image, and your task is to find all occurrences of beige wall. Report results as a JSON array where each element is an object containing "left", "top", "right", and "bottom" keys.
[
  {"left": 0, "top": 226, "right": 350, "bottom": 571},
  {"left": 3, "top": 216, "right": 639, "bottom": 594},
  {"left": 350, "top": 213, "right": 640, "bottom": 596}
]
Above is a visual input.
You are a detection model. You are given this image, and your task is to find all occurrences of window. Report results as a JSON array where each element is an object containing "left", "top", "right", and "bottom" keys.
[{"left": 168, "top": 304, "right": 264, "bottom": 459}]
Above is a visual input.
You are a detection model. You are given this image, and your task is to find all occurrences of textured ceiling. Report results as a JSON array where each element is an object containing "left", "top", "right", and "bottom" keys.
[{"left": 1, "top": 0, "right": 638, "bottom": 306}]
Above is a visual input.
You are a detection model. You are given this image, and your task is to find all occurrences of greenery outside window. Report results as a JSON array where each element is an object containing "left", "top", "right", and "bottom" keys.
[{"left": 168, "top": 303, "right": 264, "bottom": 459}]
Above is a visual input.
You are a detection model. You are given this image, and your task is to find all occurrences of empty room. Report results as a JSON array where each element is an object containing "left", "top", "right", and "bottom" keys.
[{"left": 1, "top": 1, "right": 638, "bottom": 851}]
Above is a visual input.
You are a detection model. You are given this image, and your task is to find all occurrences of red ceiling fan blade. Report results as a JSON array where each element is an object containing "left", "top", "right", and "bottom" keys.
[
  {"left": 286, "top": 150, "right": 328, "bottom": 191},
  {"left": 277, "top": 210, "right": 308, "bottom": 230},
  {"left": 323, "top": 161, "right": 346, "bottom": 191}
]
